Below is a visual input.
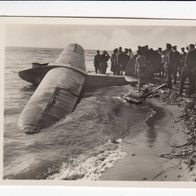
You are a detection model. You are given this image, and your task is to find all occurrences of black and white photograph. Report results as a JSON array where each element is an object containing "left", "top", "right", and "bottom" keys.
[{"left": 2, "top": 17, "right": 196, "bottom": 182}]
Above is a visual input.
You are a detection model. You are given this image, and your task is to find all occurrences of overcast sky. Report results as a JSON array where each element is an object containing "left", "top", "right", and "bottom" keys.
[{"left": 5, "top": 24, "right": 196, "bottom": 51}]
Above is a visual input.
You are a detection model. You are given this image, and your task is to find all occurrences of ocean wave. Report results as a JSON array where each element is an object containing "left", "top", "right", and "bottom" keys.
[
  {"left": 47, "top": 141, "right": 126, "bottom": 180},
  {"left": 4, "top": 108, "right": 21, "bottom": 116}
]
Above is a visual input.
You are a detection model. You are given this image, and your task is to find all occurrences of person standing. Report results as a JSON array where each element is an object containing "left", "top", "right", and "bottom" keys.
[
  {"left": 135, "top": 47, "right": 147, "bottom": 92},
  {"left": 172, "top": 45, "right": 181, "bottom": 85},
  {"left": 165, "top": 43, "right": 174, "bottom": 89},
  {"left": 125, "top": 48, "right": 135, "bottom": 76},
  {"left": 179, "top": 47, "right": 187, "bottom": 78},
  {"left": 161, "top": 50, "right": 167, "bottom": 77},
  {"left": 128, "top": 48, "right": 134, "bottom": 59},
  {"left": 117, "top": 47, "right": 125, "bottom": 75},
  {"left": 144, "top": 47, "right": 155, "bottom": 84},
  {"left": 100, "top": 51, "right": 110, "bottom": 74},
  {"left": 179, "top": 44, "right": 196, "bottom": 96},
  {"left": 94, "top": 50, "right": 101, "bottom": 74},
  {"left": 111, "top": 48, "right": 119, "bottom": 75},
  {"left": 122, "top": 48, "right": 130, "bottom": 73},
  {"left": 158, "top": 47, "right": 165, "bottom": 77}
]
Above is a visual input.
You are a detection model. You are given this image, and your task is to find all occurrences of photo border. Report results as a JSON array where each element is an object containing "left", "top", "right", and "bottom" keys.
[{"left": 1, "top": 15, "right": 196, "bottom": 189}]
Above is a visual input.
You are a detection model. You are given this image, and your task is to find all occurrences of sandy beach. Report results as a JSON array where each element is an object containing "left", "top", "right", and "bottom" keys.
[{"left": 101, "top": 96, "right": 193, "bottom": 181}]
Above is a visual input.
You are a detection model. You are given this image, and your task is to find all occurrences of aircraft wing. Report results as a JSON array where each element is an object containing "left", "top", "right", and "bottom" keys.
[
  {"left": 18, "top": 66, "right": 62, "bottom": 86},
  {"left": 18, "top": 66, "right": 137, "bottom": 90},
  {"left": 84, "top": 73, "right": 137, "bottom": 90}
]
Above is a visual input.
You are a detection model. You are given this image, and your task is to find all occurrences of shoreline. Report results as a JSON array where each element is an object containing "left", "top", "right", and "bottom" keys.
[{"left": 100, "top": 97, "right": 189, "bottom": 181}]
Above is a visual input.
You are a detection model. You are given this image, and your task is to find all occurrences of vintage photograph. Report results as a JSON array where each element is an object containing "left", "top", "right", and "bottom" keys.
[{"left": 2, "top": 17, "right": 196, "bottom": 182}]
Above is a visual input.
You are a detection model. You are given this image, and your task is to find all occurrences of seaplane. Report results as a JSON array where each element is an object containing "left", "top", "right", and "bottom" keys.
[{"left": 18, "top": 43, "right": 138, "bottom": 134}]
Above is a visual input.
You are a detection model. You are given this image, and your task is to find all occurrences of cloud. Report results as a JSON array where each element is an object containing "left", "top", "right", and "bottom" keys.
[{"left": 5, "top": 24, "right": 196, "bottom": 50}]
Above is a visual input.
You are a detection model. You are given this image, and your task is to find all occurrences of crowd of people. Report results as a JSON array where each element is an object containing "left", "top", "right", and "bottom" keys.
[
  {"left": 94, "top": 47, "right": 132, "bottom": 75},
  {"left": 94, "top": 43, "right": 196, "bottom": 96}
]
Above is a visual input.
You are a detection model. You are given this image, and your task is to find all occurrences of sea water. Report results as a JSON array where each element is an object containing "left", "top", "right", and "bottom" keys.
[{"left": 4, "top": 47, "right": 154, "bottom": 180}]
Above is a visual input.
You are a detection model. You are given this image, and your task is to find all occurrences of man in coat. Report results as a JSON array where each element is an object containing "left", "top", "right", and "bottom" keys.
[{"left": 179, "top": 44, "right": 196, "bottom": 96}]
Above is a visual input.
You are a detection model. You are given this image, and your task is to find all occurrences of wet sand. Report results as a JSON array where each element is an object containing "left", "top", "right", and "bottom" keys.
[{"left": 101, "top": 98, "right": 188, "bottom": 181}]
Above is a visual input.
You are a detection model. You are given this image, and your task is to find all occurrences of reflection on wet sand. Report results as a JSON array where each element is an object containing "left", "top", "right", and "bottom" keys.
[{"left": 145, "top": 105, "right": 166, "bottom": 147}]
